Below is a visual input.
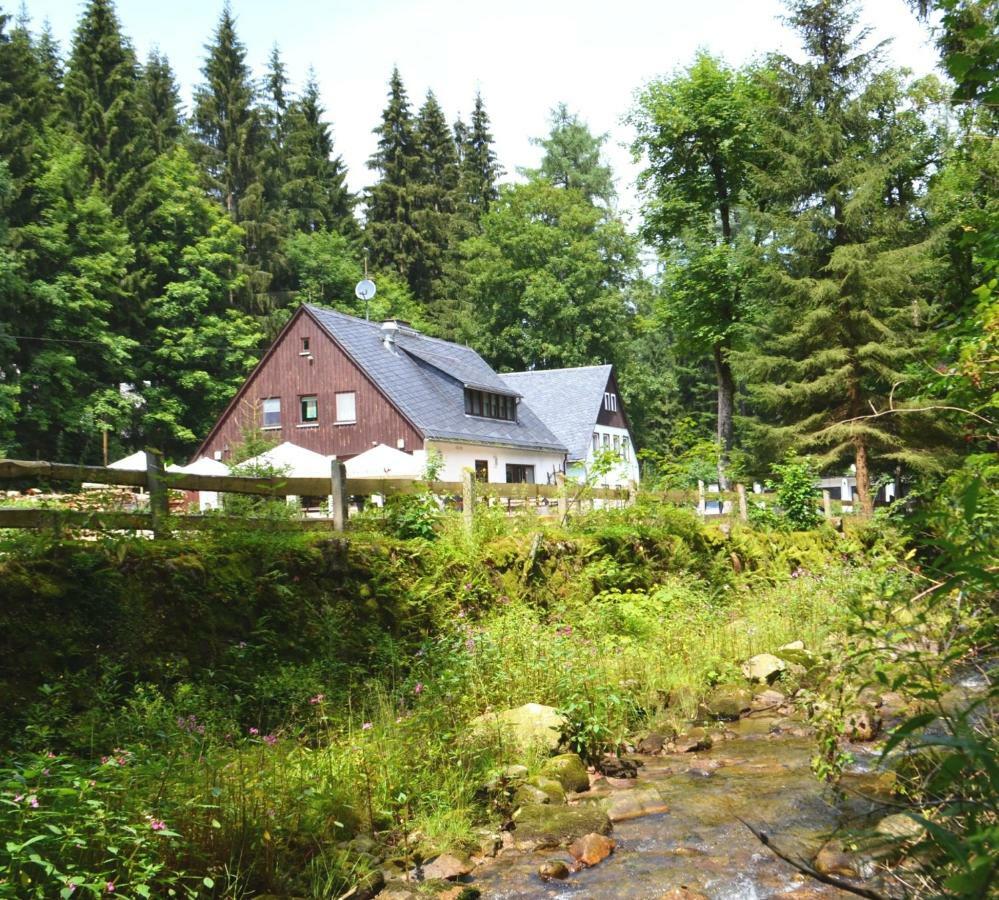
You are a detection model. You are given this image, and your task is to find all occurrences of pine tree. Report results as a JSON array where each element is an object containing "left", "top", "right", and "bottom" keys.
[
  {"left": 411, "top": 90, "right": 459, "bottom": 303},
  {"left": 192, "top": 5, "right": 262, "bottom": 221},
  {"left": 64, "top": 0, "right": 152, "bottom": 216},
  {"left": 282, "top": 70, "right": 356, "bottom": 237},
  {"left": 140, "top": 49, "right": 182, "bottom": 155},
  {"left": 737, "top": 0, "right": 944, "bottom": 512},
  {"left": 456, "top": 92, "right": 501, "bottom": 231},
  {"left": 365, "top": 67, "right": 421, "bottom": 283},
  {"left": 525, "top": 102, "right": 614, "bottom": 206}
]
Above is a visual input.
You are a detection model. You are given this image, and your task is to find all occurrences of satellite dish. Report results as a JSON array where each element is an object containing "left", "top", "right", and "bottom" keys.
[{"left": 355, "top": 279, "right": 376, "bottom": 301}]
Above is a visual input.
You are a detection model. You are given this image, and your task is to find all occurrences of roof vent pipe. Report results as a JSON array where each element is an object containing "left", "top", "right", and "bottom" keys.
[{"left": 381, "top": 320, "right": 400, "bottom": 351}]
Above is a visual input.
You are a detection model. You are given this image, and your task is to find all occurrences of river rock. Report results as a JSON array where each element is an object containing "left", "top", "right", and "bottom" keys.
[
  {"left": 468, "top": 703, "right": 567, "bottom": 753},
  {"left": 541, "top": 752, "right": 590, "bottom": 793},
  {"left": 527, "top": 775, "right": 567, "bottom": 803},
  {"left": 741, "top": 653, "right": 787, "bottom": 684},
  {"left": 814, "top": 839, "right": 860, "bottom": 878},
  {"left": 512, "top": 783, "right": 553, "bottom": 807},
  {"left": 538, "top": 859, "right": 570, "bottom": 880},
  {"left": 339, "top": 868, "right": 384, "bottom": 899},
  {"left": 568, "top": 832, "right": 615, "bottom": 867},
  {"left": 750, "top": 688, "right": 787, "bottom": 711},
  {"left": 776, "top": 641, "right": 816, "bottom": 669},
  {"left": 699, "top": 685, "right": 752, "bottom": 720},
  {"left": 637, "top": 731, "right": 671, "bottom": 754},
  {"left": 672, "top": 728, "right": 713, "bottom": 753},
  {"left": 512, "top": 802, "right": 612, "bottom": 847},
  {"left": 604, "top": 786, "right": 669, "bottom": 822},
  {"left": 660, "top": 888, "right": 708, "bottom": 900},
  {"left": 413, "top": 854, "right": 473, "bottom": 882},
  {"left": 597, "top": 755, "right": 639, "bottom": 778},
  {"left": 875, "top": 813, "right": 925, "bottom": 841},
  {"left": 845, "top": 706, "right": 882, "bottom": 742}
]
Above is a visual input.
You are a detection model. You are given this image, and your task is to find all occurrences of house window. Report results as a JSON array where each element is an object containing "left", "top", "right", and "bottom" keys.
[
  {"left": 463, "top": 388, "right": 516, "bottom": 422},
  {"left": 613, "top": 435, "right": 620, "bottom": 454},
  {"left": 301, "top": 337, "right": 310, "bottom": 352},
  {"left": 474, "top": 459, "right": 489, "bottom": 482},
  {"left": 622, "top": 438, "right": 630, "bottom": 462},
  {"left": 262, "top": 397, "right": 281, "bottom": 428},
  {"left": 592, "top": 432, "right": 600, "bottom": 453},
  {"left": 506, "top": 464, "right": 535, "bottom": 484},
  {"left": 602, "top": 433, "right": 610, "bottom": 449},
  {"left": 300, "top": 395, "right": 318, "bottom": 422},
  {"left": 335, "top": 391, "right": 356, "bottom": 423},
  {"left": 604, "top": 392, "right": 617, "bottom": 412}
]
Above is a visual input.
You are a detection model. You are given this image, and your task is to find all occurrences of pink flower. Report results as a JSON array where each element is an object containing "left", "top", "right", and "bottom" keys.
[
  {"left": 361, "top": 722, "right": 373, "bottom": 730},
  {"left": 106, "top": 882, "right": 116, "bottom": 893},
  {"left": 65, "top": 882, "right": 77, "bottom": 895},
  {"left": 413, "top": 682, "right": 424, "bottom": 695},
  {"left": 29, "top": 796, "right": 38, "bottom": 808},
  {"left": 148, "top": 817, "right": 166, "bottom": 831},
  {"left": 309, "top": 693, "right": 325, "bottom": 705},
  {"left": 248, "top": 727, "right": 259, "bottom": 736},
  {"left": 12, "top": 793, "right": 23, "bottom": 803},
  {"left": 263, "top": 734, "right": 277, "bottom": 746}
]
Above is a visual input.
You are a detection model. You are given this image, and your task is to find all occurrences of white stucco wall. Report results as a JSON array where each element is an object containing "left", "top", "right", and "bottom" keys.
[
  {"left": 567, "top": 424, "right": 639, "bottom": 488},
  {"left": 422, "top": 441, "right": 566, "bottom": 485}
]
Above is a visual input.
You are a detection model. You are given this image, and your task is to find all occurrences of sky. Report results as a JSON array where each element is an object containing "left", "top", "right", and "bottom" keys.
[{"left": 19, "top": 0, "right": 941, "bottom": 219}]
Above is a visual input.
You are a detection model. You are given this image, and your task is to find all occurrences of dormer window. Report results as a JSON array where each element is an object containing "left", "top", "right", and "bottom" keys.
[
  {"left": 464, "top": 388, "right": 516, "bottom": 422},
  {"left": 604, "top": 391, "right": 618, "bottom": 412}
]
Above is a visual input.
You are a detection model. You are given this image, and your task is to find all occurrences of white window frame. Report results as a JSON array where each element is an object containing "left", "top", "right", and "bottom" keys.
[
  {"left": 262, "top": 397, "right": 281, "bottom": 429},
  {"left": 335, "top": 391, "right": 356, "bottom": 424}
]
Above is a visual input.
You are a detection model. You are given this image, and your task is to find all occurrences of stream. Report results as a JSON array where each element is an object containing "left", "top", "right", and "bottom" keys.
[{"left": 470, "top": 713, "right": 890, "bottom": 899}]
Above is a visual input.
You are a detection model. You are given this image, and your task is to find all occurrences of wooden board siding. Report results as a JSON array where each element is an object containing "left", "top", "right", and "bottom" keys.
[
  {"left": 595, "top": 370, "right": 631, "bottom": 431},
  {"left": 198, "top": 308, "right": 424, "bottom": 462}
]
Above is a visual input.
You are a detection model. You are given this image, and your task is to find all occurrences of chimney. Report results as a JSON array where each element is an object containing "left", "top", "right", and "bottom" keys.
[{"left": 381, "top": 319, "right": 400, "bottom": 350}]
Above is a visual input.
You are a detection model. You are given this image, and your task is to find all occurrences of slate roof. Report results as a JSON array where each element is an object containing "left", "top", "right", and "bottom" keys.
[
  {"left": 499, "top": 365, "right": 614, "bottom": 462},
  {"left": 305, "top": 305, "right": 567, "bottom": 453}
]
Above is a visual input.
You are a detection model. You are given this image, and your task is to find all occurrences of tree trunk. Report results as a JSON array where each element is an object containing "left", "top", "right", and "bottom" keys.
[
  {"left": 713, "top": 343, "right": 735, "bottom": 490},
  {"left": 854, "top": 438, "right": 874, "bottom": 517}
]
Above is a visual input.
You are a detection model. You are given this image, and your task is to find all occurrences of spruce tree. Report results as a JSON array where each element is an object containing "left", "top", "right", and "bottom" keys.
[
  {"left": 411, "top": 90, "right": 459, "bottom": 303},
  {"left": 365, "top": 67, "right": 421, "bottom": 283},
  {"left": 738, "top": 0, "right": 943, "bottom": 512},
  {"left": 282, "top": 70, "right": 356, "bottom": 237},
  {"left": 457, "top": 92, "right": 501, "bottom": 231},
  {"left": 140, "top": 49, "right": 182, "bottom": 155},
  {"left": 64, "top": 0, "right": 152, "bottom": 216}
]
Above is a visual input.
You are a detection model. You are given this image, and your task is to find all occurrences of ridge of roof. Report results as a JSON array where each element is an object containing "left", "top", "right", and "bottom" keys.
[{"left": 501, "top": 363, "right": 613, "bottom": 377}]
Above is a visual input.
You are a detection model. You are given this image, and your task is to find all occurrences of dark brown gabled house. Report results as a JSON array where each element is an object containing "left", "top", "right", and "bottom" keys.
[{"left": 196, "top": 305, "right": 569, "bottom": 484}]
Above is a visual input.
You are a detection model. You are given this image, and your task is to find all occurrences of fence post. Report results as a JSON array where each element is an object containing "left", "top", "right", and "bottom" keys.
[
  {"left": 737, "top": 483, "right": 748, "bottom": 522},
  {"left": 555, "top": 472, "right": 568, "bottom": 522},
  {"left": 697, "top": 480, "right": 706, "bottom": 518},
  {"left": 330, "top": 460, "right": 348, "bottom": 532},
  {"left": 628, "top": 480, "right": 638, "bottom": 509},
  {"left": 145, "top": 449, "right": 169, "bottom": 538},
  {"left": 822, "top": 489, "right": 832, "bottom": 520},
  {"left": 462, "top": 468, "right": 475, "bottom": 535}
]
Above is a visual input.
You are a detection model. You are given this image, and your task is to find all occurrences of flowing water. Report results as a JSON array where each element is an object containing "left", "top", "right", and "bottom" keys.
[{"left": 470, "top": 714, "right": 889, "bottom": 899}]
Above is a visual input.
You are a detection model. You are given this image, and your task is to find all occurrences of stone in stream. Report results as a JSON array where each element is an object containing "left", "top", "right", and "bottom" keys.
[
  {"left": 538, "top": 858, "right": 570, "bottom": 880},
  {"left": 468, "top": 703, "right": 567, "bottom": 753},
  {"left": 412, "top": 853, "right": 474, "bottom": 882},
  {"left": 750, "top": 688, "right": 787, "bottom": 710},
  {"left": 597, "top": 754, "right": 639, "bottom": 778},
  {"left": 520, "top": 776, "right": 566, "bottom": 805},
  {"left": 568, "top": 832, "right": 616, "bottom": 867},
  {"left": 512, "top": 782, "right": 554, "bottom": 807},
  {"left": 672, "top": 728, "right": 713, "bottom": 753},
  {"left": 813, "top": 839, "right": 861, "bottom": 878},
  {"left": 540, "top": 752, "right": 590, "bottom": 793},
  {"left": 741, "top": 653, "right": 787, "bottom": 684},
  {"left": 637, "top": 731, "right": 672, "bottom": 754},
  {"left": 875, "top": 812, "right": 925, "bottom": 841},
  {"left": 699, "top": 685, "right": 752, "bottom": 720},
  {"left": 844, "top": 706, "right": 882, "bottom": 742},
  {"left": 511, "top": 802, "right": 612, "bottom": 848},
  {"left": 604, "top": 786, "right": 670, "bottom": 822}
]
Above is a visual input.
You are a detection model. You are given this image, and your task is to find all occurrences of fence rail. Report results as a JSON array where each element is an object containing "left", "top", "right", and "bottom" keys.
[{"left": 0, "top": 454, "right": 848, "bottom": 538}]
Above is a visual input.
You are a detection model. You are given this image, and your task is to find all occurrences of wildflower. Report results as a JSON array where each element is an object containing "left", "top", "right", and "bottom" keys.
[
  {"left": 413, "top": 682, "right": 424, "bottom": 695},
  {"left": 248, "top": 727, "right": 259, "bottom": 736},
  {"left": 309, "top": 693, "right": 325, "bottom": 705},
  {"left": 263, "top": 734, "right": 278, "bottom": 746},
  {"left": 65, "top": 882, "right": 77, "bottom": 894},
  {"left": 148, "top": 817, "right": 166, "bottom": 831},
  {"left": 46, "top": 752, "right": 56, "bottom": 759},
  {"left": 106, "top": 881, "right": 116, "bottom": 893},
  {"left": 457, "top": 608, "right": 466, "bottom": 618},
  {"left": 237, "top": 641, "right": 247, "bottom": 649},
  {"left": 12, "top": 793, "right": 22, "bottom": 803},
  {"left": 465, "top": 637, "right": 476, "bottom": 652},
  {"left": 29, "top": 796, "right": 38, "bottom": 808},
  {"left": 361, "top": 722, "right": 373, "bottom": 731}
]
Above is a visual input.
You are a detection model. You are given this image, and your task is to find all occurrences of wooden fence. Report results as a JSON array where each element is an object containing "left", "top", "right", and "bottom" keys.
[
  {"left": 0, "top": 453, "right": 630, "bottom": 537},
  {"left": 0, "top": 455, "right": 849, "bottom": 539}
]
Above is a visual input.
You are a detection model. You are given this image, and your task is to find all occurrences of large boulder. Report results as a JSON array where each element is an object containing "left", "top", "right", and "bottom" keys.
[
  {"left": 776, "top": 641, "right": 817, "bottom": 669},
  {"left": 814, "top": 840, "right": 860, "bottom": 878},
  {"left": 741, "top": 653, "right": 787, "bottom": 684},
  {"left": 604, "top": 787, "right": 670, "bottom": 822},
  {"left": 568, "top": 832, "right": 615, "bottom": 867},
  {"left": 512, "top": 803, "right": 612, "bottom": 847},
  {"left": 469, "top": 703, "right": 567, "bottom": 753},
  {"left": 699, "top": 685, "right": 752, "bottom": 721},
  {"left": 541, "top": 753, "right": 590, "bottom": 793}
]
